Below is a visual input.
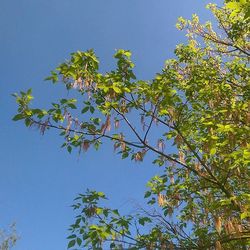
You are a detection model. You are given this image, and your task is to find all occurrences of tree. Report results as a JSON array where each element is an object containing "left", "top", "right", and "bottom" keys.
[{"left": 13, "top": 2, "right": 249, "bottom": 249}]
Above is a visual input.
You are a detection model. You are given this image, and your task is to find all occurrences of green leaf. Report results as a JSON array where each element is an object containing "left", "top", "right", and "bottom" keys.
[
  {"left": 113, "top": 209, "right": 119, "bottom": 216},
  {"left": 27, "top": 88, "right": 32, "bottom": 95},
  {"left": 138, "top": 217, "right": 151, "bottom": 226},
  {"left": 110, "top": 242, "right": 116, "bottom": 248},
  {"left": 122, "top": 152, "right": 129, "bottom": 159},
  {"left": 25, "top": 118, "right": 32, "bottom": 127},
  {"left": 144, "top": 191, "right": 151, "bottom": 198},
  {"left": 67, "top": 146, "right": 72, "bottom": 153},
  {"left": 113, "top": 86, "right": 122, "bottom": 94},
  {"left": 210, "top": 148, "right": 216, "bottom": 155},
  {"left": 67, "top": 234, "right": 76, "bottom": 239},
  {"left": 68, "top": 103, "right": 77, "bottom": 109},
  {"left": 67, "top": 239, "right": 76, "bottom": 248},
  {"left": 81, "top": 107, "right": 89, "bottom": 113},
  {"left": 12, "top": 114, "right": 25, "bottom": 121},
  {"left": 76, "top": 237, "right": 82, "bottom": 246},
  {"left": 75, "top": 218, "right": 81, "bottom": 225},
  {"left": 60, "top": 99, "right": 68, "bottom": 104},
  {"left": 241, "top": 211, "right": 250, "bottom": 220},
  {"left": 138, "top": 218, "right": 145, "bottom": 226},
  {"left": 90, "top": 106, "right": 95, "bottom": 114}
]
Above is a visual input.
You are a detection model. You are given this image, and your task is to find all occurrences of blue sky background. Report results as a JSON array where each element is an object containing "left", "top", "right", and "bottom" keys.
[{"left": 1, "top": 0, "right": 221, "bottom": 249}]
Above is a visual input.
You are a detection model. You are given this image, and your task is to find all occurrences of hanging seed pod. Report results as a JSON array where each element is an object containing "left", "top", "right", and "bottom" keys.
[
  {"left": 105, "top": 115, "right": 111, "bottom": 132},
  {"left": 229, "top": 132, "right": 236, "bottom": 147},
  {"left": 100, "top": 124, "right": 106, "bottom": 134},
  {"left": 77, "top": 77, "right": 82, "bottom": 84},
  {"left": 247, "top": 111, "right": 250, "bottom": 123},
  {"left": 62, "top": 109, "right": 67, "bottom": 120},
  {"left": 215, "top": 216, "right": 222, "bottom": 235},
  {"left": 118, "top": 133, "right": 126, "bottom": 151},
  {"left": 194, "top": 162, "right": 201, "bottom": 171},
  {"left": 169, "top": 242, "right": 174, "bottom": 250},
  {"left": 170, "top": 175, "right": 175, "bottom": 184},
  {"left": 135, "top": 152, "right": 143, "bottom": 162},
  {"left": 121, "top": 100, "right": 127, "bottom": 113},
  {"left": 140, "top": 115, "right": 145, "bottom": 126},
  {"left": 174, "top": 193, "right": 180, "bottom": 200},
  {"left": 40, "top": 119, "right": 49, "bottom": 135},
  {"left": 93, "top": 82, "right": 97, "bottom": 91},
  {"left": 158, "top": 194, "right": 167, "bottom": 207},
  {"left": 87, "top": 90, "right": 91, "bottom": 98},
  {"left": 185, "top": 169, "right": 190, "bottom": 178},
  {"left": 215, "top": 241, "right": 222, "bottom": 250},
  {"left": 65, "top": 112, "right": 71, "bottom": 121},
  {"left": 224, "top": 223, "right": 229, "bottom": 235},
  {"left": 168, "top": 107, "right": 174, "bottom": 117},
  {"left": 208, "top": 127, "right": 214, "bottom": 135},
  {"left": 202, "top": 142, "right": 209, "bottom": 153},
  {"left": 168, "top": 207, "right": 173, "bottom": 217},
  {"left": 78, "top": 77, "right": 84, "bottom": 90},
  {"left": 237, "top": 224, "right": 243, "bottom": 233},
  {"left": 174, "top": 134, "right": 182, "bottom": 147},
  {"left": 105, "top": 95, "right": 111, "bottom": 102},
  {"left": 64, "top": 112, "right": 69, "bottom": 121},
  {"left": 236, "top": 167, "right": 241, "bottom": 177},
  {"left": 191, "top": 214, "right": 195, "bottom": 222},
  {"left": 202, "top": 218, "right": 206, "bottom": 225},
  {"left": 146, "top": 243, "right": 154, "bottom": 250},
  {"left": 113, "top": 142, "right": 119, "bottom": 152},
  {"left": 114, "top": 119, "right": 120, "bottom": 129},
  {"left": 84, "top": 79, "right": 90, "bottom": 88},
  {"left": 82, "top": 140, "right": 90, "bottom": 152},
  {"left": 74, "top": 118, "right": 79, "bottom": 129},
  {"left": 209, "top": 100, "right": 214, "bottom": 108},
  {"left": 120, "top": 142, "right": 126, "bottom": 151},
  {"left": 232, "top": 218, "right": 241, "bottom": 234},
  {"left": 157, "top": 139, "right": 165, "bottom": 151},
  {"left": 227, "top": 220, "right": 235, "bottom": 234},
  {"left": 72, "top": 80, "right": 78, "bottom": 89},
  {"left": 101, "top": 115, "right": 111, "bottom": 133},
  {"left": 160, "top": 241, "right": 166, "bottom": 250},
  {"left": 66, "top": 119, "right": 72, "bottom": 134},
  {"left": 110, "top": 89, "right": 117, "bottom": 99},
  {"left": 153, "top": 116, "right": 158, "bottom": 125},
  {"left": 179, "top": 151, "right": 185, "bottom": 164}
]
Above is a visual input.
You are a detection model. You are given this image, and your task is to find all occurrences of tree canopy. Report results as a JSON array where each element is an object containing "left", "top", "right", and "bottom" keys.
[{"left": 13, "top": 2, "right": 249, "bottom": 250}]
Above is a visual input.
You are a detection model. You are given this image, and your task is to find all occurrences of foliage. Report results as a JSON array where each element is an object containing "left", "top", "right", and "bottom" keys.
[
  {"left": 0, "top": 224, "right": 18, "bottom": 250},
  {"left": 13, "top": 2, "right": 250, "bottom": 250},
  {"left": 224, "top": 0, "right": 250, "bottom": 21}
]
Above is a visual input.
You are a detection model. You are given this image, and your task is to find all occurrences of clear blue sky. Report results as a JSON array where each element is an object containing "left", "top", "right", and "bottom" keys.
[{"left": 0, "top": 0, "right": 221, "bottom": 249}]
